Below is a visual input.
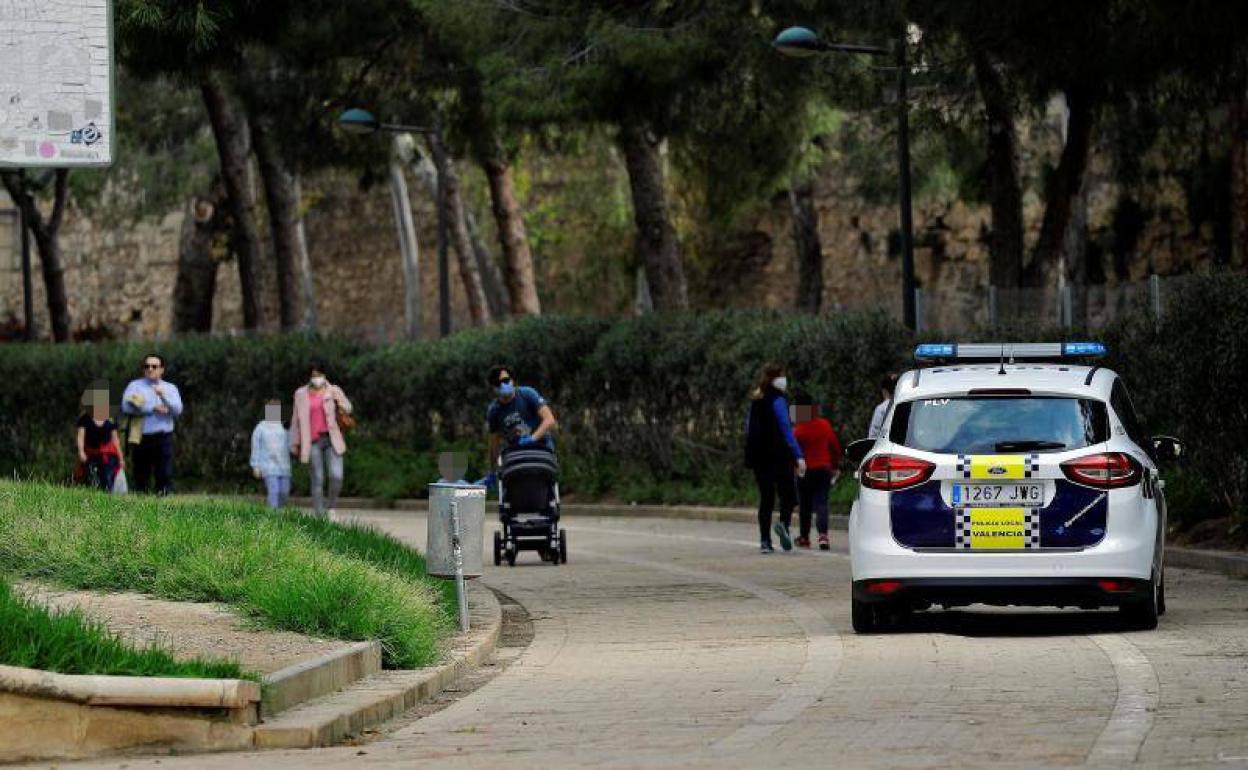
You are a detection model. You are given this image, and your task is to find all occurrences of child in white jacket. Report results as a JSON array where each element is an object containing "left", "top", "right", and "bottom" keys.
[{"left": 250, "top": 399, "right": 293, "bottom": 509}]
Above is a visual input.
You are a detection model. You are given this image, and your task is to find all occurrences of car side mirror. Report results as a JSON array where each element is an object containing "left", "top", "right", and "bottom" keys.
[
  {"left": 1151, "top": 435, "right": 1184, "bottom": 463},
  {"left": 844, "top": 438, "right": 876, "bottom": 467}
]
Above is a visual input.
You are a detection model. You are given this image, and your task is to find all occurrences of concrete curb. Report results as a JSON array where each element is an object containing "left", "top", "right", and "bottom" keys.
[
  {"left": 261, "top": 641, "right": 381, "bottom": 719},
  {"left": 0, "top": 665, "right": 259, "bottom": 710},
  {"left": 0, "top": 667, "right": 260, "bottom": 763},
  {"left": 1165, "top": 547, "right": 1248, "bottom": 579},
  {"left": 251, "top": 583, "right": 503, "bottom": 749}
]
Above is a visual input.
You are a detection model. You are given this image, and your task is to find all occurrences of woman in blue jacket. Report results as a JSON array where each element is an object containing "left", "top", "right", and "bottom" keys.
[{"left": 744, "top": 362, "right": 806, "bottom": 553}]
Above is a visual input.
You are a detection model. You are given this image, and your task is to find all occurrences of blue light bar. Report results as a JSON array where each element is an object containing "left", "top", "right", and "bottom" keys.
[
  {"left": 1062, "top": 341, "right": 1107, "bottom": 357},
  {"left": 915, "top": 343, "right": 955, "bottom": 359},
  {"left": 915, "top": 342, "right": 1107, "bottom": 362}
]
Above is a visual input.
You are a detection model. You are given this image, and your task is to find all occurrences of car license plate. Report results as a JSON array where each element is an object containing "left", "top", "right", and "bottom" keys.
[{"left": 952, "top": 483, "right": 1043, "bottom": 507}]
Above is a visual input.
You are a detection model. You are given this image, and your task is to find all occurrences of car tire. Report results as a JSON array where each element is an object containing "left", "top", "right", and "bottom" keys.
[
  {"left": 851, "top": 598, "right": 880, "bottom": 634},
  {"left": 1121, "top": 571, "right": 1160, "bottom": 630}
]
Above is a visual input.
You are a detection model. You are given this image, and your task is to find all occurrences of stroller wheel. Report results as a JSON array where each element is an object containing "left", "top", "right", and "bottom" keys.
[
  {"left": 505, "top": 542, "right": 517, "bottom": 567},
  {"left": 559, "top": 529, "right": 568, "bottom": 564},
  {"left": 493, "top": 531, "right": 502, "bottom": 567}
]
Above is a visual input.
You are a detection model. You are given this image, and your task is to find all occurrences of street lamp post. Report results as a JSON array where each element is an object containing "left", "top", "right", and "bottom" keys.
[
  {"left": 773, "top": 26, "right": 917, "bottom": 331},
  {"left": 338, "top": 108, "right": 452, "bottom": 338}
]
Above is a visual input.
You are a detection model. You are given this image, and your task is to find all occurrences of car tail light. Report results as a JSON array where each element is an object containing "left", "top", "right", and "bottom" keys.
[
  {"left": 1098, "top": 579, "right": 1129, "bottom": 592},
  {"left": 861, "top": 454, "right": 935, "bottom": 491},
  {"left": 866, "top": 580, "right": 903, "bottom": 595},
  {"left": 1061, "top": 452, "right": 1141, "bottom": 489}
]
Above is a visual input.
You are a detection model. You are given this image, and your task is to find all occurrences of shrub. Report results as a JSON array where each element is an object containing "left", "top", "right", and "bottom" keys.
[{"left": 1, "top": 280, "right": 1244, "bottom": 528}]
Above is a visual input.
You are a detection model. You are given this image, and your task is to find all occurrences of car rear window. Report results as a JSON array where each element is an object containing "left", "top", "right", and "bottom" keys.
[{"left": 888, "top": 397, "right": 1109, "bottom": 455}]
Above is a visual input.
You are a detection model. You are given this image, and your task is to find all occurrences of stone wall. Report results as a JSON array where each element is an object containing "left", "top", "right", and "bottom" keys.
[
  {"left": 0, "top": 172, "right": 473, "bottom": 341},
  {"left": 0, "top": 136, "right": 1234, "bottom": 341}
]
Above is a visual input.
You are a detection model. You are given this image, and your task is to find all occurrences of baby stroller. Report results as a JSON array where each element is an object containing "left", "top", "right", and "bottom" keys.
[{"left": 493, "top": 443, "right": 566, "bottom": 566}]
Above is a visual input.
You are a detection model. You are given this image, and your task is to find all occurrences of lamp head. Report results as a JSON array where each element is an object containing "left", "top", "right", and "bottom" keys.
[
  {"left": 337, "top": 107, "right": 381, "bottom": 135},
  {"left": 772, "top": 26, "right": 828, "bottom": 58}
]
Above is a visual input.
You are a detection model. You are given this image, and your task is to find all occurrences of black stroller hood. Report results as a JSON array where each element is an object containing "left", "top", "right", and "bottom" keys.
[{"left": 500, "top": 446, "right": 559, "bottom": 482}]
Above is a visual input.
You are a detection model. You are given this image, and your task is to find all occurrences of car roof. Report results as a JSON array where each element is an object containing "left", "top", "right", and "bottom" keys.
[{"left": 897, "top": 363, "right": 1117, "bottom": 401}]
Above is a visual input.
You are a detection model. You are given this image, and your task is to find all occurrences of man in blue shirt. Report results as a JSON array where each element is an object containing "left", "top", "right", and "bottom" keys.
[
  {"left": 485, "top": 365, "right": 557, "bottom": 471},
  {"left": 121, "top": 353, "right": 184, "bottom": 495}
]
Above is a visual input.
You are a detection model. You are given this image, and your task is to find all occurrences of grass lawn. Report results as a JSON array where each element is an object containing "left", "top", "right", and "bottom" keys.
[
  {"left": 0, "top": 579, "right": 247, "bottom": 679},
  {"left": 0, "top": 482, "right": 453, "bottom": 669}
]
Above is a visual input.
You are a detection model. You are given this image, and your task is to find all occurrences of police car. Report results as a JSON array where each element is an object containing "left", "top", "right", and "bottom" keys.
[{"left": 845, "top": 342, "right": 1183, "bottom": 633}]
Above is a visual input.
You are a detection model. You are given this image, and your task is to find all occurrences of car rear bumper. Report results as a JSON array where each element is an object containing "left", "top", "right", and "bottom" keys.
[
  {"left": 849, "top": 491, "right": 1160, "bottom": 583},
  {"left": 852, "top": 576, "right": 1152, "bottom": 608}
]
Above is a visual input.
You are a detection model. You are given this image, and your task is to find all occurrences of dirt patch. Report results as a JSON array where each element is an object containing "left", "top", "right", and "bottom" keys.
[{"left": 16, "top": 581, "right": 350, "bottom": 675}]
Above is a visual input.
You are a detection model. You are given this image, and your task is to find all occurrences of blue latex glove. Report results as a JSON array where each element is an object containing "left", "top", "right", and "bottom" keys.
[{"left": 517, "top": 435, "right": 537, "bottom": 447}]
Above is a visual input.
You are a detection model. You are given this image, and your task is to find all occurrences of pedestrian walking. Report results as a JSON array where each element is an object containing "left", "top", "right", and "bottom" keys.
[
  {"left": 792, "top": 390, "right": 843, "bottom": 550},
  {"left": 76, "top": 383, "right": 123, "bottom": 492},
  {"left": 290, "top": 360, "right": 353, "bottom": 518},
  {"left": 867, "top": 373, "right": 899, "bottom": 439},
  {"left": 744, "top": 362, "right": 806, "bottom": 553},
  {"left": 121, "top": 354, "right": 183, "bottom": 495},
  {"left": 251, "top": 398, "right": 292, "bottom": 509}
]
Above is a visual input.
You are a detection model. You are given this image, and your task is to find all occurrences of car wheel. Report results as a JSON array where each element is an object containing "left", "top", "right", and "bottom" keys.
[
  {"left": 1121, "top": 571, "right": 1160, "bottom": 630},
  {"left": 851, "top": 598, "right": 880, "bottom": 634}
]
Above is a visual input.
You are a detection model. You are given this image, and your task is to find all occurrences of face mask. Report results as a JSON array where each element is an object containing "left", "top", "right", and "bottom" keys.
[
  {"left": 772, "top": 376, "right": 787, "bottom": 392},
  {"left": 310, "top": 376, "right": 326, "bottom": 388},
  {"left": 497, "top": 381, "right": 515, "bottom": 398}
]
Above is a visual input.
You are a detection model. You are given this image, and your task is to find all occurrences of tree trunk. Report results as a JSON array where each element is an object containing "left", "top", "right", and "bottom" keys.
[
  {"left": 388, "top": 140, "right": 422, "bottom": 339},
  {"left": 1231, "top": 84, "right": 1248, "bottom": 269},
  {"left": 1, "top": 170, "right": 71, "bottom": 341},
  {"left": 200, "top": 72, "right": 265, "bottom": 330},
  {"left": 464, "top": 205, "right": 507, "bottom": 320},
  {"left": 291, "top": 175, "right": 318, "bottom": 331},
  {"left": 1024, "top": 89, "right": 1096, "bottom": 288},
  {"left": 973, "top": 50, "right": 1025, "bottom": 290},
  {"left": 172, "top": 187, "right": 227, "bottom": 334},
  {"left": 425, "top": 130, "right": 491, "bottom": 326},
  {"left": 481, "top": 152, "right": 542, "bottom": 316},
  {"left": 618, "top": 115, "right": 688, "bottom": 311},
  {"left": 789, "top": 178, "right": 823, "bottom": 313},
  {"left": 251, "top": 117, "right": 308, "bottom": 330}
]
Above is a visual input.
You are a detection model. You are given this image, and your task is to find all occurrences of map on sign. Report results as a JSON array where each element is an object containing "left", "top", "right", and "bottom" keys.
[{"left": 0, "top": 0, "right": 114, "bottom": 167}]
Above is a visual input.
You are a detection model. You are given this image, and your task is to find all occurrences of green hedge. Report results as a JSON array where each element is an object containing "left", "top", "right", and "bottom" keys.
[{"left": 2, "top": 276, "right": 1245, "bottom": 527}]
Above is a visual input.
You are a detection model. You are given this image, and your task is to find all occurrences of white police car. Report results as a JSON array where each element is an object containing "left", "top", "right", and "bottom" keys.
[{"left": 845, "top": 342, "right": 1183, "bottom": 633}]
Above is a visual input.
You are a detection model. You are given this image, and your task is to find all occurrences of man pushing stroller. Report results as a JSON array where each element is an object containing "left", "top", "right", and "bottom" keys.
[
  {"left": 482, "top": 365, "right": 566, "bottom": 566},
  {"left": 484, "top": 365, "right": 558, "bottom": 473}
]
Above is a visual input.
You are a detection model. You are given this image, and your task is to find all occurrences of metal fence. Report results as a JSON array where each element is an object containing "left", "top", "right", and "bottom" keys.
[{"left": 912, "top": 274, "right": 1203, "bottom": 333}]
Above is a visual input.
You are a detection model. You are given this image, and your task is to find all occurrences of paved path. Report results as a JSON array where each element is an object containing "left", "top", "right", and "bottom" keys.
[{"left": 70, "top": 513, "right": 1248, "bottom": 769}]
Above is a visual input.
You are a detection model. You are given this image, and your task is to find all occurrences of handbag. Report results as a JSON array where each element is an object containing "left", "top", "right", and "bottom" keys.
[{"left": 334, "top": 391, "right": 356, "bottom": 433}]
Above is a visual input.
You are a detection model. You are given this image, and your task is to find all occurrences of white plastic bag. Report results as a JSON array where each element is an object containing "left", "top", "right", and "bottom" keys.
[{"left": 112, "top": 468, "right": 128, "bottom": 495}]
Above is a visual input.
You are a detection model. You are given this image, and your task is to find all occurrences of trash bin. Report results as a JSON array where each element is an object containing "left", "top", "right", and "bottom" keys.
[{"left": 426, "top": 482, "right": 486, "bottom": 579}]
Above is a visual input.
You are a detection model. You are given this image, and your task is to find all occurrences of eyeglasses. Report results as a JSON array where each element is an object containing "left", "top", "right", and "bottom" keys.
[
  {"left": 143, "top": 363, "right": 162, "bottom": 370},
  {"left": 497, "top": 377, "right": 512, "bottom": 386}
]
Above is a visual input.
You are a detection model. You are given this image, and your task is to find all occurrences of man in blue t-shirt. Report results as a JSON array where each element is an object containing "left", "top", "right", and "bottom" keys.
[{"left": 485, "top": 365, "right": 558, "bottom": 471}]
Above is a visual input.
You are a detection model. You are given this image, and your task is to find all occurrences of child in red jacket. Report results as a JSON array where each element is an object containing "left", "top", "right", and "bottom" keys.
[{"left": 791, "top": 392, "right": 843, "bottom": 550}]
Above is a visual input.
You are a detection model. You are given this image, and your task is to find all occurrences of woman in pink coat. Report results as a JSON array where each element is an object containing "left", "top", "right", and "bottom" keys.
[{"left": 290, "top": 360, "right": 353, "bottom": 517}]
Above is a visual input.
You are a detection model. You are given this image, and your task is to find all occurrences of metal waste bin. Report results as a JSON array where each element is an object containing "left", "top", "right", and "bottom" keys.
[{"left": 426, "top": 482, "right": 486, "bottom": 579}]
